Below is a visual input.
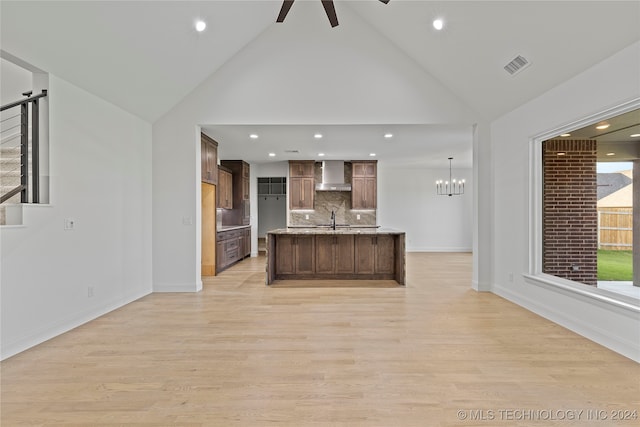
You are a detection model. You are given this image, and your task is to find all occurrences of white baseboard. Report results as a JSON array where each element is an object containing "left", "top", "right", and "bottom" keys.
[
  {"left": 493, "top": 283, "right": 640, "bottom": 363},
  {"left": 407, "top": 247, "right": 472, "bottom": 252},
  {"left": 153, "top": 281, "right": 201, "bottom": 292},
  {"left": 1, "top": 288, "right": 150, "bottom": 361}
]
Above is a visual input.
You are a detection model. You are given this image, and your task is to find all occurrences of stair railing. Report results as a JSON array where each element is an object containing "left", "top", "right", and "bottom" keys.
[{"left": 0, "top": 89, "right": 47, "bottom": 204}]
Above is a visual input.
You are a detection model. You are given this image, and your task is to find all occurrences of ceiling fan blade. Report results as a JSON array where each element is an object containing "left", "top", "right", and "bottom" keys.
[
  {"left": 321, "top": 0, "right": 339, "bottom": 27},
  {"left": 379, "top": 0, "right": 390, "bottom": 4},
  {"left": 276, "top": 0, "right": 295, "bottom": 23}
]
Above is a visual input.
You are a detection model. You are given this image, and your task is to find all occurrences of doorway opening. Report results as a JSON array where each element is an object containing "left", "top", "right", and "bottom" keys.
[{"left": 257, "top": 177, "right": 286, "bottom": 253}]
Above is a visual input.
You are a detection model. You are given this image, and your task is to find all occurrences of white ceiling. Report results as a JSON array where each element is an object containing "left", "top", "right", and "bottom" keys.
[
  {"left": 204, "top": 123, "right": 474, "bottom": 167},
  {"left": 2, "top": 1, "right": 639, "bottom": 168}
]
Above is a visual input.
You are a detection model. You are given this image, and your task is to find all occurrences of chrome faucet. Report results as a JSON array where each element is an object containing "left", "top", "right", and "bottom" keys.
[{"left": 330, "top": 210, "right": 336, "bottom": 230}]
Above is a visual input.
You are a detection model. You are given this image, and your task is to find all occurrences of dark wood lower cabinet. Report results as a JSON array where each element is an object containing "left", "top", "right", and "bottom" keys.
[
  {"left": 316, "top": 235, "right": 355, "bottom": 274},
  {"left": 354, "top": 234, "right": 395, "bottom": 275},
  {"left": 216, "top": 226, "right": 251, "bottom": 273},
  {"left": 270, "top": 232, "right": 404, "bottom": 283},
  {"left": 275, "top": 234, "right": 315, "bottom": 275}
]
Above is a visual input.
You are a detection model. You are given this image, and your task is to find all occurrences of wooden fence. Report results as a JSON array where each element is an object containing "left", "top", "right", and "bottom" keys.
[{"left": 598, "top": 207, "right": 633, "bottom": 250}]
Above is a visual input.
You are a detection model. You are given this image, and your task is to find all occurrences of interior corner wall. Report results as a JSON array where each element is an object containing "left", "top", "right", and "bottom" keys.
[
  {"left": 490, "top": 41, "right": 640, "bottom": 361},
  {"left": 377, "top": 165, "right": 473, "bottom": 252},
  {"left": 0, "top": 74, "right": 153, "bottom": 360}
]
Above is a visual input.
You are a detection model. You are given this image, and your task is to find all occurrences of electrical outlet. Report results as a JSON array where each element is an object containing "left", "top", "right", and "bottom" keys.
[
  {"left": 356, "top": 214, "right": 361, "bottom": 220},
  {"left": 87, "top": 286, "right": 94, "bottom": 297},
  {"left": 182, "top": 217, "right": 192, "bottom": 226},
  {"left": 508, "top": 272, "right": 514, "bottom": 282},
  {"left": 305, "top": 214, "right": 309, "bottom": 220},
  {"left": 64, "top": 218, "right": 75, "bottom": 230}
]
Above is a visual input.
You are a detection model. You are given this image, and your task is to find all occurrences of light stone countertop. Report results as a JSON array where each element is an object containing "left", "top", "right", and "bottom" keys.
[
  {"left": 267, "top": 227, "right": 404, "bottom": 235},
  {"left": 218, "top": 225, "right": 251, "bottom": 232}
]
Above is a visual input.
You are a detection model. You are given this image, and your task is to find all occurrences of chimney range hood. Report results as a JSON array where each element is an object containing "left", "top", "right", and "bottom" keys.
[{"left": 315, "top": 160, "right": 351, "bottom": 191}]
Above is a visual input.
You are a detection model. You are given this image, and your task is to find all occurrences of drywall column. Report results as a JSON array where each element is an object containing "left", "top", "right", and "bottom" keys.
[
  {"left": 472, "top": 122, "right": 492, "bottom": 291},
  {"left": 634, "top": 159, "right": 639, "bottom": 287}
]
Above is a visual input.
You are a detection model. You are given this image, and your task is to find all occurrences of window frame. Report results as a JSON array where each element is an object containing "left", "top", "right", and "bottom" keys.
[{"left": 525, "top": 98, "right": 640, "bottom": 313}]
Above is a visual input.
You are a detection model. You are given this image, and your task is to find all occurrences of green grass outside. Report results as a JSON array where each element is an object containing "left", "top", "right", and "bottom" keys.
[{"left": 597, "top": 250, "right": 633, "bottom": 281}]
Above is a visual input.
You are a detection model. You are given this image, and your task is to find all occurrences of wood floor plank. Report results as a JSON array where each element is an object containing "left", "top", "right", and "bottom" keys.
[{"left": 1, "top": 253, "right": 639, "bottom": 426}]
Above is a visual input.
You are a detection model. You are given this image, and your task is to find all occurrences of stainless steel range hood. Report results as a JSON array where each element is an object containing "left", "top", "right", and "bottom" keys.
[{"left": 315, "top": 160, "right": 351, "bottom": 191}]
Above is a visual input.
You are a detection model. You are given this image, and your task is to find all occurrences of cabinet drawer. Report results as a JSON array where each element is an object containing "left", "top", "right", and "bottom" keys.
[
  {"left": 226, "top": 247, "right": 240, "bottom": 262},
  {"left": 226, "top": 239, "right": 239, "bottom": 250},
  {"left": 218, "top": 229, "right": 245, "bottom": 241}
]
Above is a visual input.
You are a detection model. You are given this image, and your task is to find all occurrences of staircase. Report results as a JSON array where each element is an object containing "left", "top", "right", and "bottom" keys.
[
  {"left": 0, "top": 122, "right": 24, "bottom": 225},
  {"left": 0, "top": 90, "right": 47, "bottom": 225}
]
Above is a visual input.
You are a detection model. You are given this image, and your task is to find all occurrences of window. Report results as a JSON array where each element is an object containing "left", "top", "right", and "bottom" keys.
[{"left": 528, "top": 102, "right": 639, "bottom": 307}]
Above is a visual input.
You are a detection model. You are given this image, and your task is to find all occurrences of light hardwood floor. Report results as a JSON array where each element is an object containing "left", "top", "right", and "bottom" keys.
[{"left": 2, "top": 253, "right": 639, "bottom": 426}]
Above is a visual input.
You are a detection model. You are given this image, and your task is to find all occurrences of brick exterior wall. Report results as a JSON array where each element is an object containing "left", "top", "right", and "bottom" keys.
[{"left": 543, "top": 140, "right": 598, "bottom": 286}]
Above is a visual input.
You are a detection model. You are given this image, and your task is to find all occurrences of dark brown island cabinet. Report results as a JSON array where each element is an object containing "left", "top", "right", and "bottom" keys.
[{"left": 266, "top": 229, "right": 405, "bottom": 285}]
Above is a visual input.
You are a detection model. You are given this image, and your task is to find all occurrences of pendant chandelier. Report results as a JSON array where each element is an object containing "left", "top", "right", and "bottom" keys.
[{"left": 436, "top": 157, "right": 465, "bottom": 196}]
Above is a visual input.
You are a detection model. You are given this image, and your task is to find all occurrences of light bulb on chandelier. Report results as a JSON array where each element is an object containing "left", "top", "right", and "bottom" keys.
[{"left": 436, "top": 157, "right": 465, "bottom": 196}]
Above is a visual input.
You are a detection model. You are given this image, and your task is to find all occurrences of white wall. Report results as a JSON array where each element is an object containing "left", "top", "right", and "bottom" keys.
[
  {"left": 378, "top": 165, "right": 473, "bottom": 252},
  {"left": 0, "top": 74, "right": 152, "bottom": 360},
  {"left": 0, "top": 58, "right": 31, "bottom": 104},
  {"left": 490, "top": 41, "right": 640, "bottom": 361},
  {"left": 153, "top": 6, "right": 477, "bottom": 292}
]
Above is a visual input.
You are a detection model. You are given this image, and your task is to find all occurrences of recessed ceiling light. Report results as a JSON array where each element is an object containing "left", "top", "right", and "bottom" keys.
[
  {"left": 384, "top": 133, "right": 393, "bottom": 139},
  {"left": 314, "top": 133, "right": 323, "bottom": 139},
  {"left": 595, "top": 123, "right": 610, "bottom": 130},
  {"left": 557, "top": 152, "right": 566, "bottom": 156},
  {"left": 268, "top": 153, "right": 276, "bottom": 157},
  {"left": 195, "top": 20, "right": 206, "bottom": 32},
  {"left": 433, "top": 19, "right": 444, "bottom": 30},
  {"left": 560, "top": 133, "right": 571, "bottom": 137},
  {"left": 631, "top": 133, "right": 640, "bottom": 138},
  {"left": 606, "top": 152, "right": 616, "bottom": 156},
  {"left": 249, "top": 134, "right": 259, "bottom": 139},
  {"left": 369, "top": 153, "right": 376, "bottom": 157},
  {"left": 318, "top": 153, "right": 325, "bottom": 157}
]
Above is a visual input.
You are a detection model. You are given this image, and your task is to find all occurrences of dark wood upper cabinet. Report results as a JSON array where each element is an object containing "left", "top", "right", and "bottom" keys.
[
  {"left": 290, "top": 161, "right": 315, "bottom": 177},
  {"left": 218, "top": 168, "right": 233, "bottom": 209},
  {"left": 220, "top": 160, "right": 251, "bottom": 225},
  {"left": 352, "top": 161, "right": 376, "bottom": 178},
  {"left": 352, "top": 160, "right": 377, "bottom": 209},
  {"left": 201, "top": 133, "right": 218, "bottom": 185},
  {"left": 289, "top": 161, "right": 315, "bottom": 210}
]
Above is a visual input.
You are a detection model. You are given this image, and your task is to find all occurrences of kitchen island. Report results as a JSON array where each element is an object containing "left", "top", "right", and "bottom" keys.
[{"left": 265, "top": 227, "right": 405, "bottom": 285}]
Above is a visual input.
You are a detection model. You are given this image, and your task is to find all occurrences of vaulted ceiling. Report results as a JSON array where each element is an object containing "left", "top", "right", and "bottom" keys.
[{"left": 2, "top": 1, "right": 639, "bottom": 167}]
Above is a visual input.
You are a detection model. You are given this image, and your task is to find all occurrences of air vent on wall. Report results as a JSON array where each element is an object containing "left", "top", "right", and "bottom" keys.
[{"left": 504, "top": 55, "right": 530, "bottom": 76}]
